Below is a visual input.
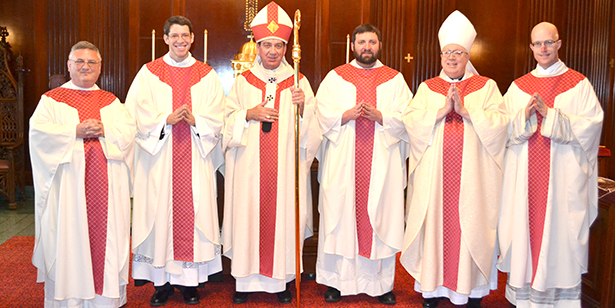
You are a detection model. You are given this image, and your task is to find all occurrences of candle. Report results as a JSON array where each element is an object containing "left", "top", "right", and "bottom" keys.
[
  {"left": 346, "top": 34, "right": 350, "bottom": 63},
  {"left": 151, "top": 29, "right": 155, "bottom": 62},
  {"left": 204, "top": 29, "right": 208, "bottom": 63}
]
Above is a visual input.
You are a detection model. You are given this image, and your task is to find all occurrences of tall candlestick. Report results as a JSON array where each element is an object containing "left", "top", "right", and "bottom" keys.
[
  {"left": 204, "top": 29, "right": 208, "bottom": 63},
  {"left": 346, "top": 34, "right": 350, "bottom": 63},
  {"left": 151, "top": 29, "right": 155, "bottom": 62}
]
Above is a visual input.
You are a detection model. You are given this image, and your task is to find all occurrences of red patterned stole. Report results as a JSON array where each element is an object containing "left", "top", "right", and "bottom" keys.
[
  {"left": 47, "top": 87, "right": 115, "bottom": 295},
  {"left": 514, "top": 69, "right": 584, "bottom": 283},
  {"left": 242, "top": 70, "right": 296, "bottom": 277},
  {"left": 146, "top": 58, "right": 213, "bottom": 262},
  {"left": 424, "top": 75, "right": 489, "bottom": 291},
  {"left": 334, "top": 63, "right": 398, "bottom": 258}
]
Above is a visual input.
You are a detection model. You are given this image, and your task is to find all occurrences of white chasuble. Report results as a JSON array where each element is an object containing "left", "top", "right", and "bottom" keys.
[
  {"left": 30, "top": 81, "right": 135, "bottom": 306},
  {"left": 498, "top": 61, "right": 603, "bottom": 307},
  {"left": 222, "top": 58, "right": 321, "bottom": 292},
  {"left": 315, "top": 60, "right": 412, "bottom": 296},
  {"left": 401, "top": 73, "right": 508, "bottom": 304},
  {"left": 126, "top": 54, "right": 225, "bottom": 287}
]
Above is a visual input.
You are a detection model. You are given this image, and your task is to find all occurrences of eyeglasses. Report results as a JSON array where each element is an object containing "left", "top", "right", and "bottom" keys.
[
  {"left": 70, "top": 59, "right": 100, "bottom": 68},
  {"left": 168, "top": 33, "right": 191, "bottom": 41},
  {"left": 440, "top": 50, "right": 467, "bottom": 58},
  {"left": 531, "top": 40, "right": 558, "bottom": 48}
]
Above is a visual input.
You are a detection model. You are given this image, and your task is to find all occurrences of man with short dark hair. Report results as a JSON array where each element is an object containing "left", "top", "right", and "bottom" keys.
[
  {"left": 222, "top": 1, "right": 321, "bottom": 304},
  {"left": 30, "top": 40, "right": 136, "bottom": 307},
  {"left": 315, "top": 23, "right": 412, "bottom": 305},
  {"left": 497, "top": 22, "right": 603, "bottom": 308},
  {"left": 126, "top": 15, "right": 225, "bottom": 306}
]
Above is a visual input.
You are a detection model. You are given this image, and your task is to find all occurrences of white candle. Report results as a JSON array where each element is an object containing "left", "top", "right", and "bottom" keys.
[
  {"left": 151, "top": 29, "right": 155, "bottom": 61},
  {"left": 204, "top": 29, "right": 208, "bottom": 63},
  {"left": 346, "top": 34, "right": 350, "bottom": 63}
]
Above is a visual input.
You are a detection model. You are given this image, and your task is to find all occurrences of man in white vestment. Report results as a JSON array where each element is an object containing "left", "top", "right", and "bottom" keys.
[
  {"left": 400, "top": 11, "right": 508, "bottom": 308},
  {"left": 126, "top": 16, "right": 225, "bottom": 306},
  {"left": 497, "top": 22, "right": 603, "bottom": 308},
  {"left": 30, "top": 41, "right": 136, "bottom": 308},
  {"left": 315, "top": 23, "right": 412, "bottom": 305},
  {"left": 222, "top": 1, "right": 321, "bottom": 304}
]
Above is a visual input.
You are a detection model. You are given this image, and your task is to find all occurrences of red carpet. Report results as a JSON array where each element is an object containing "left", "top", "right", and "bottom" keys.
[{"left": 0, "top": 236, "right": 513, "bottom": 307}]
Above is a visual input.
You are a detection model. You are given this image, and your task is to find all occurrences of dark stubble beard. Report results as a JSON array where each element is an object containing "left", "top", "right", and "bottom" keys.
[{"left": 354, "top": 49, "right": 381, "bottom": 66}]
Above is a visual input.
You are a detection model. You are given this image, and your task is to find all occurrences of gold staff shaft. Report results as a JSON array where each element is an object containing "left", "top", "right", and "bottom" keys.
[{"left": 292, "top": 9, "right": 302, "bottom": 308}]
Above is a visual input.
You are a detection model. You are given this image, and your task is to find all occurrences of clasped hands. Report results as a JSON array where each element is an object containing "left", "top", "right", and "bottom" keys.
[
  {"left": 76, "top": 119, "right": 104, "bottom": 139},
  {"left": 166, "top": 104, "right": 196, "bottom": 126},
  {"left": 246, "top": 88, "right": 305, "bottom": 122},
  {"left": 436, "top": 84, "right": 470, "bottom": 123},
  {"left": 525, "top": 93, "right": 549, "bottom": 120},
  {"left": 341, "top": 101, "right": 383, "bottom": 125}
]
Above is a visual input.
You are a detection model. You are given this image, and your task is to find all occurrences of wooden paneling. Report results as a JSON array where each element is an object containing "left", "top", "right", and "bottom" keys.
[
  {"left": 458, "top": 0, "right": 518, "bottom": 94},
  {"left": 370, "top": 0, "right": 404, "bottom": 71},
  {"left": 45, "top": 0, "right": 129, "bottom": 100},
  {"left": 514, "top": 0, "right": 557, "bottom": 77},
  {"left": 327, "top": 0, "right": 367, "bottom": 74},
  {"left": 584, "top": 197, "right": 615, "bottom": 307},
  {"left": 606, "top": 0, "right": 615, "bottom": 181},
  {"left": 410, "top": 0, "right": 453, "bottom": 92},
  {"left": 46, "top": 0, "right": 77, "bottom": 80},
  {"left": 581, "top": 0, "right": 614, "bottom": 178}
]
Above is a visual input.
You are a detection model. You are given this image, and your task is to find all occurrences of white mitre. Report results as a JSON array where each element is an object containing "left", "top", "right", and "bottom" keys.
[{"left": 438, "top": 10, "right": 479, "bottom": 75}]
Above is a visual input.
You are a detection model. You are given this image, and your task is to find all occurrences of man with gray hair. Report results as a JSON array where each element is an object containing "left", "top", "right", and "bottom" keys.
[
  {"left": 30, "top": 40, "right": 136, "bottom": 307},
  {"left": 400, "top": 11, "right": 508, "bottom": 308}
]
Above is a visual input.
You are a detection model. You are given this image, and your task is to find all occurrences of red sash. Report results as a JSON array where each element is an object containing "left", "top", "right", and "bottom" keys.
[
  {"left": 243, "top": 70, "right": 296, "bottom": 277},
  {"left": 424, "top": 75, "right": 489, "bottom": 290},
  {"left": 334, "top": 63, "right": 398, "bottom": 258},
  {"left": 147, "top": 58, "right": 213, "bottom": 262},
  {"left": 514, "top": 69, "right": 584, "bottom": 283},
  {"left": 47, "top": 87, "right": 115, "bottom": 295}
]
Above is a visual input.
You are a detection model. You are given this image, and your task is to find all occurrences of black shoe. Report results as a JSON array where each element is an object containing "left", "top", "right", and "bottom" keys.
[
  {"left": 276, "top": 289, "right": 292, "bottom": 303},
  {"left": 324, "top": 287, "right": 341, "bottom": 303},
  {"left": 467, "top": 298, "right": 482, "bottom": 308},
  {"left": 422, "top": 297, "right": 440, "bottom": 308},
  {"left": 233, "top": 292, "right": 250, "bottom": 304},
  {"left": 182, "top": 287, "right": 200, "bottom": 305},
  {"left": 150, "top": 285, "right": 174, "bottom": 307},
  {"left": 378, "top": 291, "right": 396, "bottom": 305}
]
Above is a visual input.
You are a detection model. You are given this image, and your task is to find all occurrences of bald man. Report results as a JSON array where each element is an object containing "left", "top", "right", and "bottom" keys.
[{"left": 497, "top": 22, "right": 603, "bottom": 308}]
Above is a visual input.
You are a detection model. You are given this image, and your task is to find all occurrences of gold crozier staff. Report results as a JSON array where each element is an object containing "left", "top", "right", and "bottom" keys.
[{"left": 292, "top": 9, "right": 302, "bottom": 308}]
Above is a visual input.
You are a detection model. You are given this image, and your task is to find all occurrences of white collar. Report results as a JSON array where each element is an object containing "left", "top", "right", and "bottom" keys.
[
  {"left": 63, "top": 80, "right": 100, "bottom": 91},
  {"left": 533, "top": 60, "right": 568, "bottom": 77},
  {"left": 163, "top": 52, "right": 196, "bottom": 67},
  {"left": 440, "top": 70, "right": 474, "bottom": 82}
]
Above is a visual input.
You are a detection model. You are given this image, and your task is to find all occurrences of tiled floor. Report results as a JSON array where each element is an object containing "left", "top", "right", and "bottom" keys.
[{"left": 0, "top": 198, "right": 34, "bottom": 245}]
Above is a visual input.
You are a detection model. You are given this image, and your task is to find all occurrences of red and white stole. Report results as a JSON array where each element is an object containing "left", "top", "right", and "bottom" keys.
[
  {"left": 48, "top": 87, "right": 115, "bottom": 295},
  {"left": 424, "top": 75, "right": 489, "bottom": 291},
  {"left": 147, "top": 58, "right": 213, "bottom": 262},
  {"left": 242, "top": 69, "right": 296, "bottom": 277},
  {"left": 514, "top": 69, "right": 584, "bottom": 283},
  {"left": 334, "top": 63, "right": 398, "bottom": 258}
]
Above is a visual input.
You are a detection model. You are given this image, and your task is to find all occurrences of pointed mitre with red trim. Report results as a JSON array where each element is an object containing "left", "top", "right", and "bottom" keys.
[{"left": 250, "top": 1, "right": 293, "bottom": 43}]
